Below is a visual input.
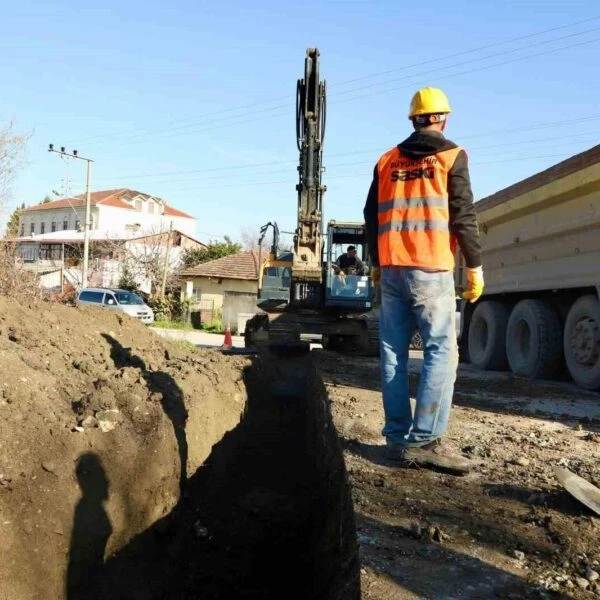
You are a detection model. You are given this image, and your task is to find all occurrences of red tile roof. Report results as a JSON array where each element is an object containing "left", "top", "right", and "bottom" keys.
[
  {"left": 164, "top": 205, "right": 194, "bottom": 218},
  {"left": 180, "top": 251, "right": 258, "bottom": 280},
  {"left": 22, "top": 189, "right": 128, "bottom": 212},
  {"left": 22, "top": 188, "right": 194, "bottom": 219}
]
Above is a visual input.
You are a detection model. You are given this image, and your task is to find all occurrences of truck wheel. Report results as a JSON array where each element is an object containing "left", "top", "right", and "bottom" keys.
[
  {"left": 468, "top": 301, "right": 509, "bottom": 370},
  {"left": 506, "top": 299, "right": 562, "bottom": 379},
  {"left": 563, "top": 295, "right": 600, "bottom": 390}
]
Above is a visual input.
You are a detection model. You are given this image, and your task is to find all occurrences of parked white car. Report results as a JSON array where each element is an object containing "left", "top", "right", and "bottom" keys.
[{"left": 76, "top": 287, "right": 154, "bottom": 324}]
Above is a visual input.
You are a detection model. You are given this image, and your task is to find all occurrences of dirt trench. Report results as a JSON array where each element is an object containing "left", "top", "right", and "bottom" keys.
[
  {"left": 89, "top": 350, "right": 360, "bottom": 600},
  {"left": 0, "top": 297, "right": 359, "bottom": 599}
]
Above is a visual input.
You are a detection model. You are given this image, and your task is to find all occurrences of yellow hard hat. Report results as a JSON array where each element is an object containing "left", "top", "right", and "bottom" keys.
[{"left": 408, "top": 87, "right": 451, "bottom": 119}]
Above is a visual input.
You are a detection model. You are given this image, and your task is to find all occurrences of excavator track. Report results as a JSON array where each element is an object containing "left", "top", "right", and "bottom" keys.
[
  {"left": 246, "top": 311, "right": 380, "bottom": 357},
  {"left": 365, "top": 313, "right": 380, "bottom": 357}
]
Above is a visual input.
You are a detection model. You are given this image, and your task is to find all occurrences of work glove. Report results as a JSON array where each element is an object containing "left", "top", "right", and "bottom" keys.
[
  {"left": 462, "top": 266, "right": 484, "bottom": 303},
  {"left": 371, "top": 266, "right": 380, "bottom": 285}
]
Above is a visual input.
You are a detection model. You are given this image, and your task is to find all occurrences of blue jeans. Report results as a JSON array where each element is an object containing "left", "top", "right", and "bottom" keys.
[{"left": 380, "top": 267, "right": 458, "bottom": 447}]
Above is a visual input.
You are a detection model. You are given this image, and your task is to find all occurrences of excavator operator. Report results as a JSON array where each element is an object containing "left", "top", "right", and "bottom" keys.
[
  {"left": 332, "top": 245, "right": 365, "bottom": 275},
  {"left": 363, "top": 86, "right": 484, "bottom": 475}
]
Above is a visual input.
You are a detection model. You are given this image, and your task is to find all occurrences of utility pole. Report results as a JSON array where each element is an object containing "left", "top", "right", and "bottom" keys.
[
  {"left": 160, "top": 220, "right": 173, "bottom": 297},
  {"left": 48, "top": 145, "right": 93, "bottom": 288}
]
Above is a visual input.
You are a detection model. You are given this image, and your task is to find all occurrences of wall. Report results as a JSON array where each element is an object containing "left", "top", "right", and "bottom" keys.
[
  {"left": 96, "top": 206, "right": 195, "bottom": 238},
  {"left": 183, "top": 277, "right": 258, "bottom": 310},
  {"left": 18, "top": 207, "right": 96, "bottom": 236},
  {"left": 19, "top": 205, "right": 196, "bottom": 239},
  {"left": 222, "top": 291, "right": 258, "bottom": 334}
]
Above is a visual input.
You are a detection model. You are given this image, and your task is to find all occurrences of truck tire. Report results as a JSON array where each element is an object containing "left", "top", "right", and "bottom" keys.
[
  {"left": 468, "top": 301, "right": 509, "bottom": 371},
  {"left": 506, "top": 299, "right": 562, "bottom": 379},
  {"left": 563, "top": 295, "right": 600, "bottom": 390}
]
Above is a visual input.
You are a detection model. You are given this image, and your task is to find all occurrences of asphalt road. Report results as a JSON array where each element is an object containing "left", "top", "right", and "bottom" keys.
[{"left": 151, "top": 327, "right": 245, "bottom": 348}]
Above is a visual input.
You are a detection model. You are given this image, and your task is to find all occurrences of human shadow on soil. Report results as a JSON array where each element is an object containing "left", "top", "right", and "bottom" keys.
[
  {"left": 102, "top": 334, "right": 189, "bottom": 494},
  {"left": 72, "top": 350, "right": 360, "bottom": 600},
  {"left": 357, "top": 513, "right": 571, "bottom": 599},
  {"left": 66, "top": 453, "right": 113, "bottom": 600}
]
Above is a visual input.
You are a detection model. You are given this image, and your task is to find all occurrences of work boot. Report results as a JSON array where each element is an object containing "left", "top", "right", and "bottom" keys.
[{"left": 387, "top": 439, "right": 472, "bottom": 475}]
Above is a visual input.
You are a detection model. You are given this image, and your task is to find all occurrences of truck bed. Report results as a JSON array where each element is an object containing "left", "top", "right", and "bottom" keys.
[{"left": 458, "top": 144, "right": 600, "bottom": 295}]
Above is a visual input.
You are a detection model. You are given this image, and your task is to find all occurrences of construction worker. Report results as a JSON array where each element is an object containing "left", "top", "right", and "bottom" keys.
[{"left": 363, "top": 87, "right": 484, "bottom": 474}]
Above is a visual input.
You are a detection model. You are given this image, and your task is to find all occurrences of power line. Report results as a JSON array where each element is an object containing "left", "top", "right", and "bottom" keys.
[
  {"left": 152, "top": 149, "right": 596, "bottom": 193},
  {"left": 68, "top": 16, "right": 600, "bottom": 149},
  {"left": 326, "top": 35, "right": 600, "bottom": 107},
  {"left": 328, "top": 15, "right": 600, "bottom": 88},
  {"left": 93, "top": 116, "right": 600, "bottom": 182},
  {"left": 95, "top": 33, "right": 600, "bottom": 150},
  {"left": 68, "top": 98, "right": 292, "bottom": 147},
  {"left": 328, "top": 26, "right": 600, "bottom": 100}
]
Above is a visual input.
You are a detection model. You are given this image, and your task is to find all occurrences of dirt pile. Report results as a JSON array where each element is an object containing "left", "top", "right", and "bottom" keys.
[
  {"left": 0, "top": 297, "right": 248, "bottom": 599},
  {"left": 1, "top": 298, "right": 360, "bottom": 600}
]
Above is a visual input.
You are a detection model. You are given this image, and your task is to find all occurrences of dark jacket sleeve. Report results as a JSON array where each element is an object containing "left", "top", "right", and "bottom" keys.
[
  {"left": 448, "top": 150, "right": 482, "bottom": 268},
  {"left": 363, "top": 165, "right": 379, "bottom": 267}
]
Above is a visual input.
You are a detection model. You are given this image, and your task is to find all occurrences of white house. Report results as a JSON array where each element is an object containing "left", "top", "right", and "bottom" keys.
[
  {"left": 14, "top": 189, "right": 202, "bottom": 293},
  {"left": 17, "top": 188, "right": 196, "bottom": 239}
]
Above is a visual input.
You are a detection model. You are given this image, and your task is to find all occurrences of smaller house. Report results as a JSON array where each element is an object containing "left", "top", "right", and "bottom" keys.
[{"left": 180, "top": 251, "right": 259, "bottom": 333}]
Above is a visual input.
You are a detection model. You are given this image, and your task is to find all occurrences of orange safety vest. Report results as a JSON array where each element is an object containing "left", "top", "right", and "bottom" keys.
[{"left": 377, "top": 146, "right": 462, "bottom": 270}]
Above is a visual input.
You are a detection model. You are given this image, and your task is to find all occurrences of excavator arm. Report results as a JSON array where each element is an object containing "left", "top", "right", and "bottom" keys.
[{"left": 292, "top": 48, "right": 327, "bottom": 305}]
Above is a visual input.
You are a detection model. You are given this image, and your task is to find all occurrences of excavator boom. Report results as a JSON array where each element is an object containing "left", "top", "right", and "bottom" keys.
[{"left": 293, "top": 48, "right": 327, "bottom": 303}]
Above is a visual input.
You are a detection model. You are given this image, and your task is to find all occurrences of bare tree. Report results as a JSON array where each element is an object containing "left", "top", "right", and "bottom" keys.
[
  {"left": 0, "top": 118, "right": 28, "bottom": 224},
  {"left": 239, "top": 226, "right": 261, "bottom": 252},
  {"left": 0, "top": 119, "right": 36, "bottom": 300},
  {"left": 0, "top": 242, "right": 41, "bottom": 300},
  {"left": 239, "top": 225, "right": 294, "bottom": 256},
  {"left": 90, "top": 229, "right": 183, "bottom": 294}
]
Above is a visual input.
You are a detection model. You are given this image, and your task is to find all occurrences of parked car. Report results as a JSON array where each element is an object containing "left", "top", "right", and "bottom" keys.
[
  {"left": 76, "top": 287, "right": 154, "bottom": 324},
  {"left": 410, "top": 298, "right": 461, "bottom": 351}
]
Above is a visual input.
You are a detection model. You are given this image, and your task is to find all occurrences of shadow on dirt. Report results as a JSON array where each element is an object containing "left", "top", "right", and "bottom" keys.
[
  {"left": 66, "top": 453, "right": 113, "bottom": 600},
  {"left": 343, "top": 438, "right": 581, "bottom": 559},
  {"left": 67, "top": 347, "right": 360, "bottom": 600},
  {"left": 102, "top": 334, "right": 189, "bottom": 494},
  {"left": 343, "top": 437, "right": 594, "bottom": 521},
  {"left": 357, "top": 513, "right": 571, "bottom": 599},
  {"left": 484, "top": 482, "right": 598, "bottom": 518}
]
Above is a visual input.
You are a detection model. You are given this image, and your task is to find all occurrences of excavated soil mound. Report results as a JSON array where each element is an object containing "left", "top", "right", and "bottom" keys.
[
  {"left": 0, "top": 298, "right": 359, "bottom": 599},
  {"left": 0, "top": 297, "right": 247, "bottom": 599}
]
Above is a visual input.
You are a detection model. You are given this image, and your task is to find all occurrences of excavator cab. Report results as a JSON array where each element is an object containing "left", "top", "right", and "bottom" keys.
[{"left": 324, "top": 221, "right": 375, "bottom": 311}]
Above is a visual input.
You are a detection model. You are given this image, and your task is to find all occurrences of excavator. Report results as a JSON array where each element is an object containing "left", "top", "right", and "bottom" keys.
[{"left": 244, "top": 48, "right": 380, "bottom": 355}]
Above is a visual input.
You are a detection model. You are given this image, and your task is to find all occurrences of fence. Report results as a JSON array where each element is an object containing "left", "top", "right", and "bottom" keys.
[
  {"left": 189, "top": 298, "right": 215, "bottom": 328},
  {"left": 222, "top": 291, "right": 258, "bottom": 334}
]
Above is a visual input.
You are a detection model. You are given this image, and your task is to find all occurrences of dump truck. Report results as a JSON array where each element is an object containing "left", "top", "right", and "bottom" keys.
[{"left": 457, "top": 144, "right": 600, "bottom": 390}]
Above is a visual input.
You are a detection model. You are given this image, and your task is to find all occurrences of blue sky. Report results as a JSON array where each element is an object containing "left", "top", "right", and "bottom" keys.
[{"left": 1, "top": 0, "right": 599, "bottom": 241}]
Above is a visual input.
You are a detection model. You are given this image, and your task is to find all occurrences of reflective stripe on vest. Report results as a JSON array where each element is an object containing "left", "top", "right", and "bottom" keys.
[{"left": 376, "top": 146, "right": 462, "bottom": 270}]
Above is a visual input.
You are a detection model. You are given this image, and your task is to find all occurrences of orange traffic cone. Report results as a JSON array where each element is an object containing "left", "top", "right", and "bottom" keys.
[{"left": 222, "top": 323, "right": 233, "bottom": 350}]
